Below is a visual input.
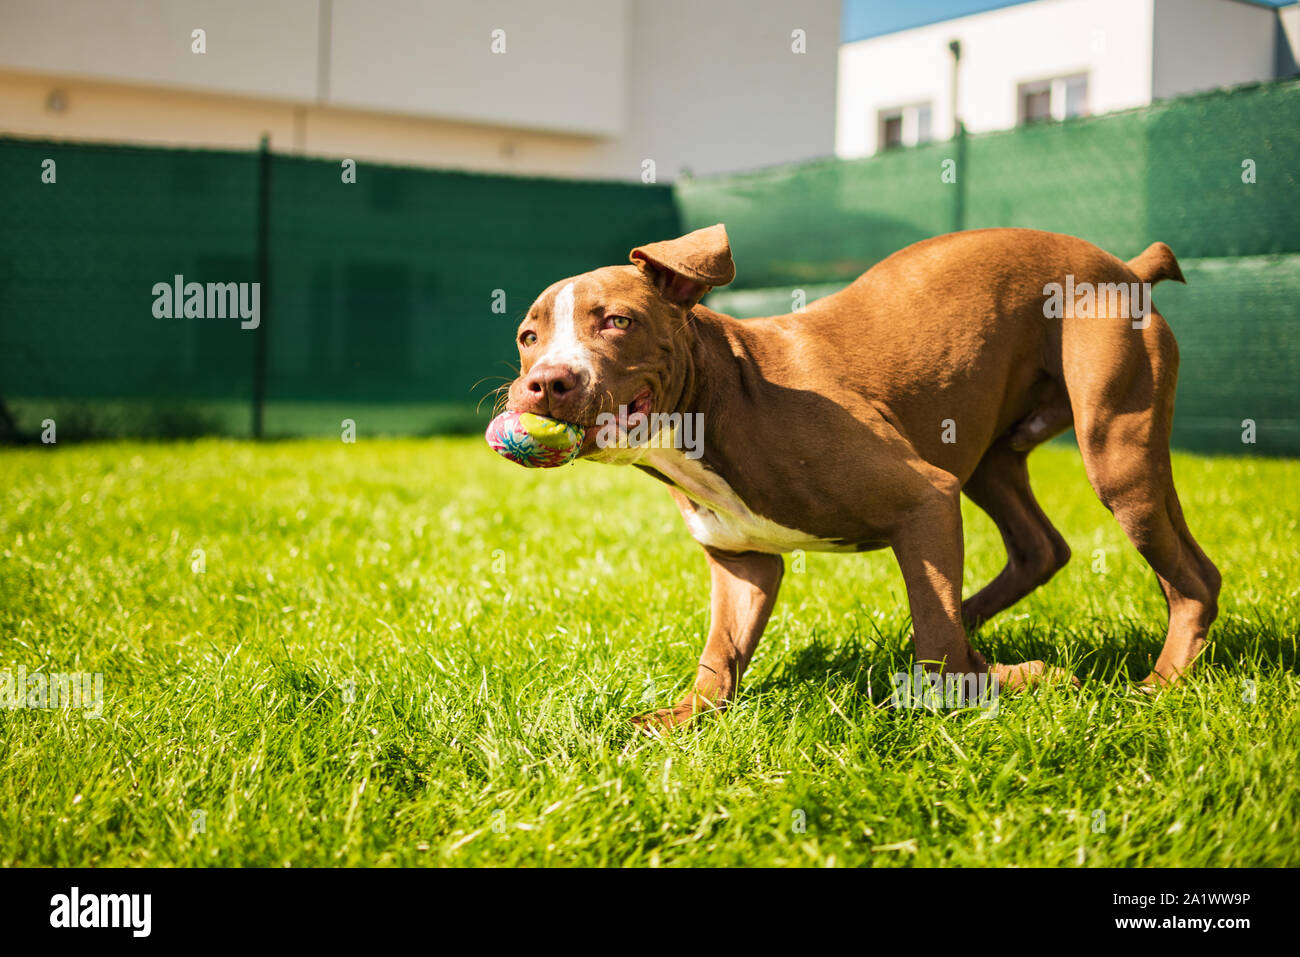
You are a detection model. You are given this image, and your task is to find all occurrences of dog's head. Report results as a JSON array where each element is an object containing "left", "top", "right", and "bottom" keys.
[{"left": 505, "top": 224, "right": 734, "bottom": 455}]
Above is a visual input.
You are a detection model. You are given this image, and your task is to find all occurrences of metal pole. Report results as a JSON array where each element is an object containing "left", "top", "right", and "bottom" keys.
[
  {"left": 949, "top": 40, "right": 966, "bottom": 234},
  {"left": 252, "top": 134, "right": 271, "bottom": 439}
]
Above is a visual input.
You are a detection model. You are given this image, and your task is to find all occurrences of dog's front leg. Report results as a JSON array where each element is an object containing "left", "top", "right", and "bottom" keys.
[{"left": 633, "top": 548, "right": 784, "bottom": 731}]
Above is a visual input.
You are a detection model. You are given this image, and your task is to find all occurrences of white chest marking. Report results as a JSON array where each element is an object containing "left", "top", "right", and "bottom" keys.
[
  {"left": 640, "top": 446, "right": 855, "bottom": 554},
  {"left": 537, "top": 282, "right": 593, "bottom": 377}
]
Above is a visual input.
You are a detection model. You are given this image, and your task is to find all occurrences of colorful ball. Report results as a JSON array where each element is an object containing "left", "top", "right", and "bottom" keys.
[{"left": 485, "top": 411, "right": 585, "bottom": 468}]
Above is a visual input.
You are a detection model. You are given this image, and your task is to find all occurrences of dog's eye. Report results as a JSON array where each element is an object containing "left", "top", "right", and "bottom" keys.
[
  {"left": 604, "top": 315, "right": 631, "bottom": 330},
  {"left": 520, "top": 331, "right": 537, "bottom": 347}
]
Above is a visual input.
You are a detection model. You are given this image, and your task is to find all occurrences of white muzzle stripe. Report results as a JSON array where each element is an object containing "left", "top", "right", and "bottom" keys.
[{"left": 536, "top": 282, "right": 594, "bottom": 377}]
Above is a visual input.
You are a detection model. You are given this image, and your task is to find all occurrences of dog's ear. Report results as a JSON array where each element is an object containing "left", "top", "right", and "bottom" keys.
[{"left": 630, "top": 223, "right": 735, "bottom": 307}]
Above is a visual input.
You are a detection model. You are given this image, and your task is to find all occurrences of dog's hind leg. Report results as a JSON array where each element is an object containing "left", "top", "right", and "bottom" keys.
[
  {"left": 891, "top": 465, "right": 1075, "bottom": 692},
  {"left": 1064, "top": 308, "right": 1221, "bottom": 686},
  {"left": 961, "top": 439, "right": 1072, "bottom": 630}
]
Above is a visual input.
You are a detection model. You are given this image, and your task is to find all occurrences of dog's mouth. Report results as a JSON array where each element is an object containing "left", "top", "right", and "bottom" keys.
[
  {"left": 625, "top": 387, "right": 654, "bottom": 430},
  {"left": 574, "top": 387, "right": 654, "bottom": 457},
  {"left": 579, "top": 386, "right": 653, "bottom": 431}
]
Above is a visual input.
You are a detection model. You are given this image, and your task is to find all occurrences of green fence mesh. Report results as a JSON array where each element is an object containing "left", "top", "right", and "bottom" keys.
[
  {"left": 681, "top": 79, "right": 1300, "bottom": 285},
  {"left": 707, "top": 254, "right": 1300, "bottom": 456},
  {"left": 1, "top": 79, "right": 1295, "bottom": 452},
  {"left": 0, "top": 139, "right": 678, "bottom": 437},
  {"left": 688, "top": 79, "right": 1300, "bottom": 455}
]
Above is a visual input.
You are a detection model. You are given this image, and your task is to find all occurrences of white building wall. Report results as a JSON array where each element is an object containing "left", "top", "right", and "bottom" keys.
[
  {"left": 1151, "top": 0, "right": 1278, "bottom": 100},
  {"left": 326, "top": 0, "right": 627, "bottom": 137},
  {"left": 1282, "top": 3, "right": 1300, "bottom": 75},
  {"left": 0, "top": 0, "right": 839, "bottom": 181},
  {"left": 598, "top": 0, "right": 839, "bottom": 181},
  {"left": 837, "top": 0, "right": 1155, "bottom": 158},
  {"left": 0, "top": 0, "right": 322, "bottom": 100}
]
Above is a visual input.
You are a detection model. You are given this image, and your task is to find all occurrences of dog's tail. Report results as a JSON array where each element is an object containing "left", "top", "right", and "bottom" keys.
[{"left": 1127, "top": 242, "right": 1186, "bottom": 286}]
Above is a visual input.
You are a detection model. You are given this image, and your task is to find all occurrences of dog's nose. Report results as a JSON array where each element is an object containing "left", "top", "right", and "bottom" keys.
[{"left": 520, "top": 361, "right": 585, "bottom": 417}]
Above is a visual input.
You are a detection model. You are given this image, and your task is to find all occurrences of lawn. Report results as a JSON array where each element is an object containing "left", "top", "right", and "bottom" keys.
[{"left": 0, "top": 437, "right": 1297, "bottom": 867}]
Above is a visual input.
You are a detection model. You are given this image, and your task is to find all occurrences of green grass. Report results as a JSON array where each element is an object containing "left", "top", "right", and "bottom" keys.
[{"left": 1, "top": 438, "right": 1297, "bottom": 867}]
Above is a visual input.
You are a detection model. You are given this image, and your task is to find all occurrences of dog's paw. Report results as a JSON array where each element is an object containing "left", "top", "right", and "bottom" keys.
[
  {"left": 630, "top": 705, "right": 694, "bottom": 735},
  {"left": 993, "top": 660, "right": 1080, "bottom": 691},
  {"left": 1136, "top": 669, "right": 1190, "bottom": 694},
  {"left": 630, "top": 693, "right": 725, "bottom": 734}
]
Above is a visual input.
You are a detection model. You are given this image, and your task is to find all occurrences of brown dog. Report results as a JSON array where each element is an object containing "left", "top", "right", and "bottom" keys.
[{"left": 504, "top": 225, "right": 1221, "bottom": 728}]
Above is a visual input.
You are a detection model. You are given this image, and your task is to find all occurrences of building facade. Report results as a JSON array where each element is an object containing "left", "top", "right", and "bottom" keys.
[
  {"left": 0, "top": 0, "right": 840, "bottom": 182},
  {"left": 837, "top": 0, "right": 1299, "bottom": 158}
]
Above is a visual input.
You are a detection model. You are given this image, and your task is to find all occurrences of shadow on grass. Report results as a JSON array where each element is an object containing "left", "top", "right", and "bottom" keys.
[{"left": 747, "top": 610, "right": 1298, "bottom": 705}]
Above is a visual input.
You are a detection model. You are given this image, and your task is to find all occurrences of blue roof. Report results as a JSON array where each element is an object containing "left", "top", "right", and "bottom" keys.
[{"left": 842, "top": 0, "right": 1293, "bottom": 44}]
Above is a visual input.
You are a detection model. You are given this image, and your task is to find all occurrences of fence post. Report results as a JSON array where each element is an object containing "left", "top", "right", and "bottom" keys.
[
  {"left": 954, "top": 120, "right": 967, "bottom": 232},
  {"left": 949, "top": 39, "right": 966, "bottom": 233},
  {"left": 252, "top": 134, "right": 271, "bottom": 439}
]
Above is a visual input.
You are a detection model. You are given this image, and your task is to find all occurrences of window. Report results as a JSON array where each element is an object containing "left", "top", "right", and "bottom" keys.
[
  {"left": 1021, "top": 86, "right": 1053, "bottom": 124},
  {"left": 1063, "top": 75, "right": 1088, "bottom": 118},
  {"left": 878, "top": 102, "right": 934, "bottom": 151},
  {"left": 881, "top": 113, "right": 904, "bottom": 149},
  {"left": 915, "top": 104, "right": 932, "bottom": 144},
  {"left": 1018, "top": 74, "right": 1089, "bottom": 125}
]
